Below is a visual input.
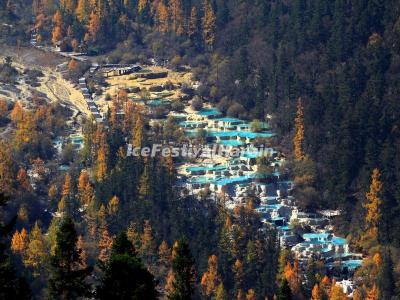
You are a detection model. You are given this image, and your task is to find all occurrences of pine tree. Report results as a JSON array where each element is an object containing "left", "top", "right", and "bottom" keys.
[
  {"left": 107, "top": 195, "right": 119, "bottom": 216},
  {"left": 168, "top": 239, "right": 196, "bottom": 300},
  {"left": 24, "top": 222, "right": 47, "bottom": 275},
  {"left": 46, "top": 218, "right": 61, "bottom": 256},
  {"left": 76, "top": 0, "right": 90, "bottom": 22},
  {"left": 294, "top": 97, "right": 305, "bottom": 161},
  {"left": 320, "top": 275, "right": 331, "bottom": 296},
  {"left": 277, "top": 279, "right": 292, "bottom": 300},
  {"left": 202, "top": 1, "right": 216, "bottom": 48},
  {"left": 85, "top": 10, "right": 101, "bottom": 42},
  {"left": 58, "top": 173, "right": 74, "bottom": 217},
  {"left": 156, "top": 1, "right": 169, "bottom": 33},
  {"left": 353, "top": 287, "right": 365, "bottom": 300},
  {"left": 132, "top": 112, "right": 144, "bottom": 148},
  {"left": 0, "top": 193, "right": 31, "bottom": 299},
  {"left": 17, "top": 206, "right": 29, "bottom": 225},
  {"left": 165, "top": 269, "right": 176, "bottom": 295},
  {"left": 201, "top": 254, "right": 220, "bottom": 297},
  {"left": 138, "top": 160, "right": 150, "bottom": 201},
  {"left": 60, "top": 0, "right": 75, "bottom": 13},
  {"left": 311, "top": 283, "right": 323, "bottom": 300},
  {"left": 47, "top": 217, "right": 93, "bottom": 299},
  {"left": 365, "top": 284, "right": 379, "bottom": 300},
  {"left": 233, "top": 258, "right": 244, "bottom": 295},
  {"left": 83, "top": 182, "right": 95, "bottom": 207},
  {"left": 17, "top": 168, "right": 32, "bottom": 193},
  {"left": 188, "top": 6, "right": 199, "bottom": 41},
  {"left": 10, "top": 230, "right": 21, "bottom": 253},
  {"left": 95, "top": 0, "right": 108, "bottom": 19},
  {"left": 284, "top": 260, "right": 301, "bottom": 297},
  {"left": 52, "top": 10, "right": 63, "bottom": 45},
  {"left": 66, "top": 25, "right": 74, "bottom": 39},
  {"left": 76, "top": 235, "right": 88, "bottom": 268},
  {"left": 245, "top": 289, "right": 256, "bottom": 300},
  {"left": 159, "top": 240, "right": 171, "bottom": 265},
  {"left": 169, "top": 0, "right": 184, "bottom": 35},
  {"left": 96, "top": 232, "right": 158, "bottom": 299},
  {"left": 53, "top": 9, "right": 63, "bottom": 27},
  {"left": 126, "top": 222, "right": 141, "bottom": 251},
  {"left": 77, "top": 170, "right": 89, "bottom": 201},
  {"left": 96, "top": 140, "right": 108, "bottom": 181},
  {"left": 98, "top": 229, "right": 113, "bottom": 262},
  {"left": 14, "top": 111, "right": 38, "bottom": 151},
  {"left": 163, "top": 153, "right": 175, "bottom": 178},
  {"left": 97, "top": 204, "right": 108, "bottom": 234},
  {"left": 0, "top": 98, "right": 8, "bottom": 119},
  {"left": 32, "top": 0, "right": 43, "bottom": 15},
  {"left": 377, "top": 248, "right": 395, "bottom": 299},
  {"left": 0, "top": 140, "right": 15, "bottom": 195},
  {"left": 277, "top": 249, "right": 291, "bottom": 282},
  {"left": 362, "top": 168, "right": 383, "bottom": 249},
  {"left": 11, "top": 229, "right": 28, "bottom": 254},
  {"left": 138, "top": 0, "right": 148, "bottom": 13},
  {"left": 215, "top": 282, "right": 228, "bottom": 300},
  {"left": 62, "top": 173, "right": 72, "bottom": 198},
  {"left": 139, "top": 220, "right": 156, "bottom": 265},
  {"left": 158, "top": 240, "right": 172, "bottom": 283},
  {"left": 329, "top": 283, "right": 348, "bottom": 300}
]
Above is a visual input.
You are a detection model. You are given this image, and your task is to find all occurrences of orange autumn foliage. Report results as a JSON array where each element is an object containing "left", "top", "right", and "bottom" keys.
[
  {"left": 201, "top": 254, "right": 221, "bottom": 297},
  {"left": 11, "top": 228, "right": 29, "bottom": 254},
  {"left": 98, "top": 229, "right": 113, "bottom": 262},
  {"left": 362, "top": 168, "right": 382, "bottom": 248},
  {"left": 284, "top": 260, "right": 301, "bottom": 296},
  {"left": 294, "top": 97, "right": 305, "bottom": 161}
]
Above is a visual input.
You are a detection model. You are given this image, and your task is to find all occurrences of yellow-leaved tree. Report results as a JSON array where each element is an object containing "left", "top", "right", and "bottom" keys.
[
  {"left": 156, "top": 1, "right": 169, "bottom": 33},
  {"left": 132, "top": 112, "right": 144, "bottom": 148},
  {"left": 311, "top": 283, "right": 324, "bottom": 300},
  {"left": 284, "top": 260, "right": 302, "bottom": 298},
  {"left": 11, "top": 228, "right": 28, "bottom": 254},
  {"left": 98, "top": 229, "right": 113, "bottom": 262},
  {"left": 138, "top": 0, "right": 147, "bottom": 13},
  {"left": 24, "top": 222, "right": 47, "bottom": 275},
  {"left": 188, "top": 6, "right": 199, "bottom": 39},
  {"left": 96, "top": 138, "right": 109, "bottom": 182},
  {"left": 107, "top": 195, "right": 120, "bottom": 216},
  {"left": 138, "top": 160, "right": 150, "bottom": 201},
  {"left": 329, "top": 281, "right": 348, "bottom": 300},
  {"left": 201, "top": 254, "right": 221, "bottom": 297},
  {"left": 85, "top": 10, "right": 100, "bottom": 43},
  {"left": 52, "top": 10, "right": 63, "bottom": 45},
  {"left": 202, "top": 0, "right": 216, "bottom": 48},
  {"left": 139, "top": 220, "right": 156, "bottom": 265},
  {"left": 293, "top": 97, "right": 305, "bottom": 161},
  {"left": 361, "top": 168, "right": 382, "bottom": 250},
  {"left": 76, "top": 0, "right": 90, "bottom": 22},
  {"left": 168, "top": 0, "right": 184, "bottom": 35}
]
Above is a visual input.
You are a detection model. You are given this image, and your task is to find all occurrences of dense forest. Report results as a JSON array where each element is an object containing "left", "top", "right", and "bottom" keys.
[{"left": 1, "top": 0, "right": 400, "bottom": 299}]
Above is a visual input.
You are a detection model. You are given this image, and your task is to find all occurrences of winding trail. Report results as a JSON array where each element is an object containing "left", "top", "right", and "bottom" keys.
[{"left": 30, "top": 29, "right": 141, "bottom": 124}]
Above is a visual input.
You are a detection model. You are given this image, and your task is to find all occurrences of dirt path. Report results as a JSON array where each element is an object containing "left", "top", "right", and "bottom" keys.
[{"left": 0, "top": 45, "right": 90, "bottom": 117}]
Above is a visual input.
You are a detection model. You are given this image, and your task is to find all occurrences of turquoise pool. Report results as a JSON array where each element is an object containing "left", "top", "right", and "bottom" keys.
[
  {"left": 303, "top": 233, "right": 331, "bottom": 240},
  {"left": 218, "top": 140, "right": 244, "bottom": 146},
  {"left": 197, "top": 108, "right": 222, "bottom": 117},
  {"left": 326, "top": 260, "right": 362, "bottom": 270},
  {"left": 186, "top": 165, "right": 226, "bottom": 173}
]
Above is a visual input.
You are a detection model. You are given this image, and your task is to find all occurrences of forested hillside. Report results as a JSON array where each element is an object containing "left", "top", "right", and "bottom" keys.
[
  {"left": 26, "top": 0, "right": 400, "bottom": 232},
  {"left": 1, "top": 0, "right": 400, "bottom": 299}
]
